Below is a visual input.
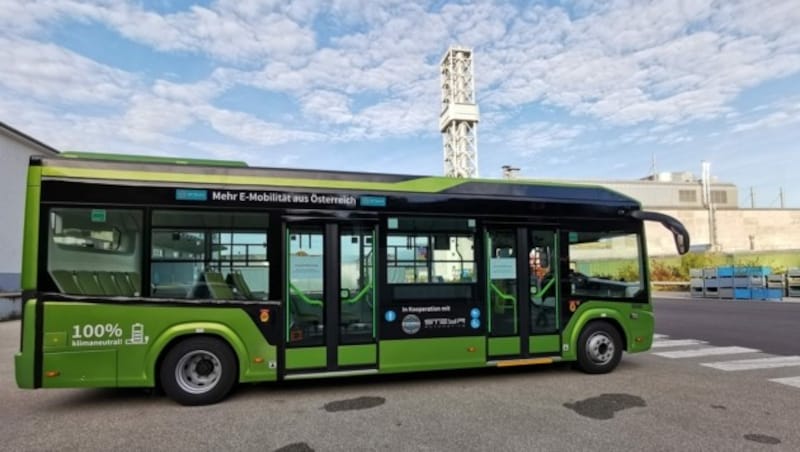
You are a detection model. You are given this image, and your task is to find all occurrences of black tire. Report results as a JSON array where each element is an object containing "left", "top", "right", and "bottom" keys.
[
  {"left": 575, "top": 322, "right": 623, "bottom": 374},
  {"left": 159, "top": 336, "right": 238, "bottom": 406}
]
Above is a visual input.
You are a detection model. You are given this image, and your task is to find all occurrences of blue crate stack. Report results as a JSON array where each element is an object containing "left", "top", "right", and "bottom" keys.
[
  {"left": 692, "top": 266, "right": 782, "bottom": 301},
  {"left": 788, "top": 269, "right": 800, "bottom": 297}
]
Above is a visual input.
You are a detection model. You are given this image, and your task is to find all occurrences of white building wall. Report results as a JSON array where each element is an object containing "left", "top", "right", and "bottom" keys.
[{"left": 0, "top": 127, "right": 58, "bottom": 291}]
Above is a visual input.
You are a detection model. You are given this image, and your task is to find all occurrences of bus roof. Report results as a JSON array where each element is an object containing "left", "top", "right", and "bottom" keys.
[
  {"left": 60, "top": 151, "right": 248, "bottom": 168},
  {"left": 33, "top": 155, "right": 640, "bottom": 208}
]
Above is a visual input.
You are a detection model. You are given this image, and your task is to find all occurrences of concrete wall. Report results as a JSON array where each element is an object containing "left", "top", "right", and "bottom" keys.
[
  {"left": 0, "top": 294, "right": 21, "bottom": 320},
  {"left": 645, "top": 209, "right": 800, "bottom": 256}
]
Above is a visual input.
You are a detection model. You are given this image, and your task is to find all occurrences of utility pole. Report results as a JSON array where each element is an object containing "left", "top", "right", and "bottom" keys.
[
  {"left": 701, "top": 161, "right": 717, "bottom": 251},
  {"left": 750, "top": 186, "right": 755, "bottom": 208},
  {"left": 440, "top": 46, "right": 480, "bottom": 178},
  {"left": 650, "top": 153, "right": 656, "bottom": 178},
  {"left": 780, "top": 187, "right": 785, "bottom": 208}
]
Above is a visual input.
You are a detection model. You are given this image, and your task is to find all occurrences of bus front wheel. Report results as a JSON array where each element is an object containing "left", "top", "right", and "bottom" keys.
[
  {"left": 575, "top": 322, "right": 622, "bottom": 374},
  {"left": 159, "top": 336, "right": 238, "bottom": 406}
]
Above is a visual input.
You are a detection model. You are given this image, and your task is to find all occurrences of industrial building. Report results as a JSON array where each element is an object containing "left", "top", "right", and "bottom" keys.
[{"left": 592, "top": 172, "right": 800, "bottom": 257}]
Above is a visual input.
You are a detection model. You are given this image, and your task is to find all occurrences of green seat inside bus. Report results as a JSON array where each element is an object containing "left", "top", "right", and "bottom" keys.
[
  {"left": 75, "top": 271, "right": 104, "bottom": 296},
  {"left": 127, "top": 272, "right": 141, "bottom": 293},
  {"left": 50, "top": 270, "right": 141, "bottom": 296},
  {"left": 113, "top": 272, "right": 136, "bottom": 296},
  {"left": 226, "top": 271, "right": 254, "bottom": 300},
  {"left": 204, "top": 272, "right": 234, "bottom": 300},
  {"left": 96, "top": 272, "right": 121, "bottom": 296},
  {"left": 50, "top": 270, "right": 82, "bottom": 294}
]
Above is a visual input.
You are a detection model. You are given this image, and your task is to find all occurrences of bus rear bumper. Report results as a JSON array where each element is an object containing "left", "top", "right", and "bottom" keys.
[{"left": 15, "top": 351, "right": 35, "bottom": 389}]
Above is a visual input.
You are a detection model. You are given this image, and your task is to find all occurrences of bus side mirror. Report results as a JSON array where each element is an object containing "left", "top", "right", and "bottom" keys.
[
  {"left": 630, "top": 210, "right": 690, "bottom": 255},
  {"left": 673, "top": 230, "right": 688, "bottom": 255}
]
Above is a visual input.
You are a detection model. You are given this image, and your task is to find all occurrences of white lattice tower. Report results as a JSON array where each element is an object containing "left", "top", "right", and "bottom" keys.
[{"left": 440, "top": 46, "right": 480, "bottom": 178}]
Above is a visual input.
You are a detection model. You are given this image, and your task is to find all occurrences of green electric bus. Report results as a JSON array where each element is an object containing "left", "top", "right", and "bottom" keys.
[{"left": 15, "top": 154, "right": 689, "bottom": 405}]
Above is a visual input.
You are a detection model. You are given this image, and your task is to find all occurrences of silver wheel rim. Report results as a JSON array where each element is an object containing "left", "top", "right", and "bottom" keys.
[
  {"left": 175, "top": 349, "right": 222, "bottom": 394},
  {"left": 586, "top": 332, "right": 615, "bottom": 365}
]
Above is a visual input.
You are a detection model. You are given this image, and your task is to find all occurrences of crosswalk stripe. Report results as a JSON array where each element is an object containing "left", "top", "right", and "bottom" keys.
[
  {"left": 651, "top": 339, "right": 707, "bottom": 348},
  {"left": 701, "top": 356, "right": 800, "bottom": 371},
  {"left": 653, "top": 334, "right": 669, "bottom": 340},
  {"left": 769, "top": 376, "right": 800, "bottom": 388},
  {"left": 652, "top": 346, "right": 760, "bottom": 359}
]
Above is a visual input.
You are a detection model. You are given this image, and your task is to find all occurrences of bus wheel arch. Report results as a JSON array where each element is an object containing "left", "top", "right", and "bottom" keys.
[
  {"left": 574, "top": 320, "right": 625, "bottom": 374},
  {"left": 156, "top": 334, "right": 239, "bottom": 406}
]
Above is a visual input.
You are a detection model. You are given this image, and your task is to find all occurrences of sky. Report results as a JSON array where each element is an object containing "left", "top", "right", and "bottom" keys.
[{"left": 1, "top": 0, "right": 798, "bottom": 207}]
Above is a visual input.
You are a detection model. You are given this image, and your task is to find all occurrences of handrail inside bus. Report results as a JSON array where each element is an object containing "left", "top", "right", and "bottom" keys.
[
  {"left": 489, "top": 283, "right": 517, "bottom": 333},
  {"left": 343, "top": 282, "right": 372, "bottom": 305},
  {"left": 489, "top": 283, "right": 516, "bottom": 303},
  {"left": 631, "top": 210, "right": 691, "bottom": 255},
  {"left": 531, "top": 277, "right": 555, "bottom": 297},
  {"left": 288, "top": 283, "right": 323, "bottom": 306}
]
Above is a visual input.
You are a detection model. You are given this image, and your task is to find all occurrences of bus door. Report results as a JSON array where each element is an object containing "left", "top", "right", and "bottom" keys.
[
  {"left": 284, "top": 221, "right": 378, "bottom": 374},
  {"left": 486, "top": 227, "right": 561, "bottom": 359}
]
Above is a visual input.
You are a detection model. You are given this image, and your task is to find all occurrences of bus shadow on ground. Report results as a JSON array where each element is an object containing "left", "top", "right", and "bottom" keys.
[
  {"left": 234, "top": 361, "right": 577, "bottom": 398},
  {"left": 44, "top": 359, "right": 645, "bottom": 408}
]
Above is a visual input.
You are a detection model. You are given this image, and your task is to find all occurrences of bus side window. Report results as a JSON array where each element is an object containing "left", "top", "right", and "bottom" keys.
[
  {"left": 150, "top": 210, "right": 269, "bottom": 300},
  {"left": 47, "top": 208, "right": 143, "bottom": 296}
]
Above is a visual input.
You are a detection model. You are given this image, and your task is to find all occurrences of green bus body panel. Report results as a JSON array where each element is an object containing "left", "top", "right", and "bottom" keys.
[
  {"left": 43, "top": 350, "right": 117, "bottom": 388},
  {"left": 530, "top": 335, "right": 561, "bottom": 354},
  {"left": 41, "top": 166, "right": 466, "bottom": 194},
  {"left": 338, "top": 344, "right": 376, "bottom": 367},
  {"left": 21, "top": 167, "right": 42, "bottom": 291},
  {"left": 379, "top": 337, "right": 485, "bottom": 373},
  {"left": 32, "top": 302, "right": 276, "bottom": 387},
  {"left": 285, "top": 347, "right": 326, "bottom": 370},
  {"left": 14, "top": 300, "right": 39, "bottom": 389},
  {"left": 488, "top": 337, "right": 519, "bottom": 357},
  {"left": 560, "top": 301, "right": 653, "bottom": 360}
]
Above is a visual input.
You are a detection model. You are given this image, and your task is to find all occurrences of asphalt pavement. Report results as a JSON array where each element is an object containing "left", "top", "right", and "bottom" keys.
[{"left": 3, "top": 309, "right": 800, "bottom": 451}]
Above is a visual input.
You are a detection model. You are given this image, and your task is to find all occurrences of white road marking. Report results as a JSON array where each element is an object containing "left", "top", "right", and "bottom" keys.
[
  {"left": 769, "top": 376, "right": 800, "bottom": 389},
  {"left": 652, "top": 346, "right": 759, "bottom": 359},
  {"left": 701, "top": 356, "right": 800, "bottom": 371},
  {"left": 651, "top": 339, "right": 708, "bottom": 348},
  {"left": 653, "top": 334, "right": 669, "bottom": 340}
]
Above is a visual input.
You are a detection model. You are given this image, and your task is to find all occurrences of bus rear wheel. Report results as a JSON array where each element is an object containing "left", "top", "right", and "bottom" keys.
[
  {"left": 575, "top": 322, "right": 622, "bottom": 374},
  {"left": 159, "top": 336, "right": 237, "bottom": 406}
]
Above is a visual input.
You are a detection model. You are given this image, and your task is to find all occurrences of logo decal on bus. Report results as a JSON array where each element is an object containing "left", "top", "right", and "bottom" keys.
[
  {"left": 385, "top": 310, "right": 397, "bottom": 322},
  {"left": 175, "top": 189, "right": 208, "bottom": 201},
  {"left": 359, "top": 196, "right": 387, "bottom": 207},
  {"left": 401, "top": 314, "right": 421, "bottom": 335},
  {"left": 69, "top": 322, "right": 149, "bottom": 347},
  {"left": 125, "top": 323, "right": 149, "bottom": 345}
]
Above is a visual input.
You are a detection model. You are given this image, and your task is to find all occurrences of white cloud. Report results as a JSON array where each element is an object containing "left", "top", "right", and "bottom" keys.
[
  {"left": 486, "top": 122, "right": 585, "bottom": 156},
  {"left": 299, "top": 90, "right": 353, "bottom": 125},
  {"left": 0, "top": 37, "right": 136, "bottom": 105},
  {"left": 732, "top": 108, "right": 800, "bottom": 133},
  {"left": 0, "top": 0, "right": 318, "bottom": 64},
  {"left": 194, "top": 105, "right": 324, "bottom": 146},
  {"left": 478, "top": 0, "right": 800, "bottom": 126},
  {"left": 1, "top": 0, "right": 800, "bottom": 171}
]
